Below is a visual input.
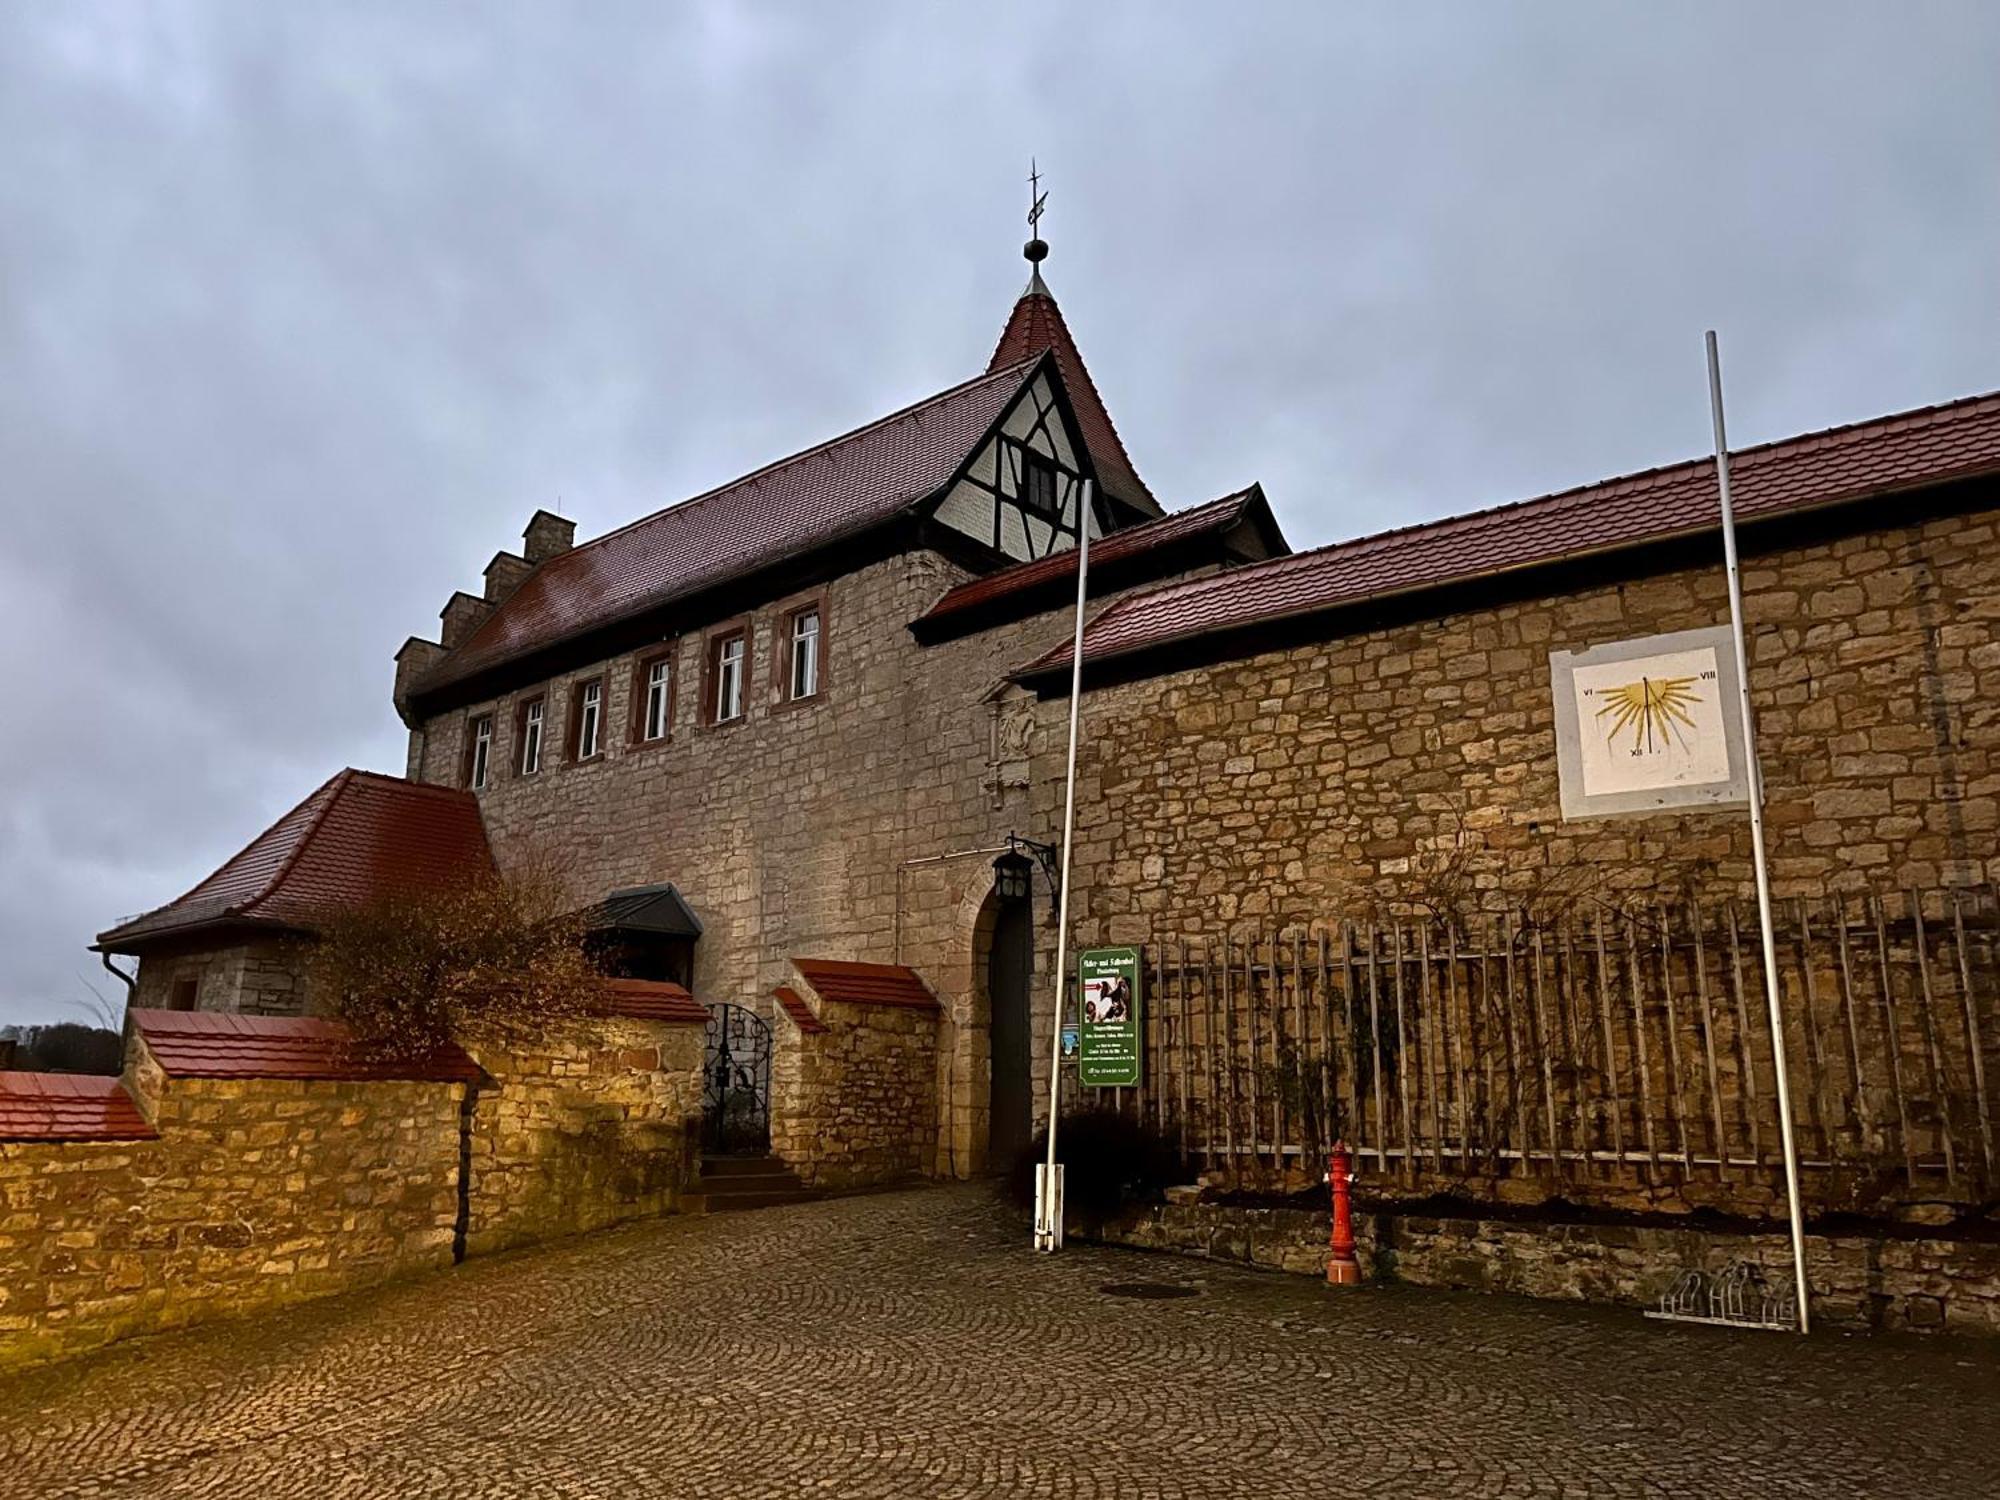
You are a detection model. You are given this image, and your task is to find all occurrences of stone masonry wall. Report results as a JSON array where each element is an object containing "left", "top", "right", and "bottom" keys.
[
  {"left": 410, "top": 548, "right": 1135, "bottom": 1180},
  {"left": 0, "top": 1041, "right": 462, "bottom": 1369},
  {"left": 1042, "top": 506, "right": 2000, "bottom": 950},
  {"left": 0, "top": 1022, "right": 709, "bottom": 1370},
  {"left": 131, "top": 937, "right": 310, "bottom": 1017},
  {"left": 771, "top": 998, "right": 940, "bottom": 1191},
  {"left": 413, "top": 499, "right": 1998, "bottom": 1191},
  {"left": 1097, "top": 1200, "right": 2000, "bottom": 1336},
  {"left": 464, "top": 1018, "right": 705, "bottom": 1255}
]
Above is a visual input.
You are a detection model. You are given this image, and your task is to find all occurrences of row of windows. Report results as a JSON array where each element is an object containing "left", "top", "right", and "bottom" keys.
[{"left": 463, "top": 602, "right": 823, "bottom": 790}]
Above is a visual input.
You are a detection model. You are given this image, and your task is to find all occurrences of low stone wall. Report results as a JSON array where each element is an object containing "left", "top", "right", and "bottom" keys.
[
  {"left": 0, "top": 1052, "right": 462, "bottom": 1368},
  {"left": 1, "top": 1011, "right": 708, "bottom": 1370},
  {"left": 772, "top": 994, "right": 939, "bottom": 1191},
  {"left": 1096, "top": 1199, "right": 2000, "bottom": 1336},
  {"left": 465, "top": 1018, "right": 705, "bottom": 1255}
]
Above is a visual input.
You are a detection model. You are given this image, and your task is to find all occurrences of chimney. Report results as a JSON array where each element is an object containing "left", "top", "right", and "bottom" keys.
[
  {"left": 439, "top": 590, "right": 494, "bottom": 649},
  {"left": 484, "top": 550, "right": 532, "bottom": 604},
  {"left": 523, "top": 509, "right": 576, "bottom": 565}
]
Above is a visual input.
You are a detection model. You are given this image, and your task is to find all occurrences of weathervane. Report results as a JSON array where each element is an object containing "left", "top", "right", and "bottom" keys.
[{"left": 1024, "top": 158, "right": 1049, "bottom": 267}]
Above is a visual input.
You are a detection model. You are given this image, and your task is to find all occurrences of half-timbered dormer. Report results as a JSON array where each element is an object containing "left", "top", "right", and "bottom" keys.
[{"left": 929, "top": 361, "right": 1103, "bottom": 562}]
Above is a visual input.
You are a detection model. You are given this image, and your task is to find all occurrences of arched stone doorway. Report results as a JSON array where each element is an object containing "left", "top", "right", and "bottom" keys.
[{"left": 986, "top": 855, "right": 1036, "bottom": 1170}]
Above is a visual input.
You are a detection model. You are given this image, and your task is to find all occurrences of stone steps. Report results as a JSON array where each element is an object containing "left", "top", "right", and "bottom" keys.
[{"left": 680, "top": 1154, "right": 817, "bottom": 1215}]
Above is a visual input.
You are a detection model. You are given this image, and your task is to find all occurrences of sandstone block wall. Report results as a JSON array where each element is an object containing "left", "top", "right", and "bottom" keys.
[
  {"left": 1097, "top": 1199, "right": 2000, "bottom": 1336},
  {"left": 0, "top": 1043, "right": 461, "bottom": 1369},
  {"left": 408, "top": 547, "right": 1111, "bottom": 1181},
  {"left": 772, "top": 998, "right": 940, "bottom": 1191},
  {"left": 1042, "top": 506, "right": 2000, "bottom": 947},
  {"left": 131, "top": 936, "right": 310, "bottom": 1017},
  {"left": 465, "top": 1018, "right": 705, "bottom": 1255},
  {"left": 1, "top": 1022, "right": 708, "bottom": 1370}
]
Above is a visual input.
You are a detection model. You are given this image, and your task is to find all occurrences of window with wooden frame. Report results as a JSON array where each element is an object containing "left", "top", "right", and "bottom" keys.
[
  {"left": 630, "top": 648, "right": 676, "bottom": 745},
  {"left": 706, "top": 627, "right": 748, "bottom": 725},
  {"left": 1020, "top": 447, "right": 1059, "bottom": 518},
  {"left": 464, "top": 713, "right": 494, "bottom": 790},
  {"left": 515, "top": 695, "right": 545, "bottom": 776},
  {"left": 170, "top": 976, "right": 199, "bottom": 1012},
  {"left": 780, "top": 600, "right": 823, "bottom": 703},
  {"left": 567, "top": 677, "right": 605, "bottom": 761}
]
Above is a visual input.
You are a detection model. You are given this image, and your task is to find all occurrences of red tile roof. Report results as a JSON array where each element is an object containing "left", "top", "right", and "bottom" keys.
[
  {"left": 98, "top": 770, "right": 494, "bottom": 951},
  {"left": 1020, "top": 388, "right": 2000, "bottom": 683},
  {"left": 0, "top": 1071, "right": 156, "bottom": 1143},
  {"left": 988, "top": 280, "right": 1157, "bottom": 515},
  {"left": 790, "top": 959, "right": 939, "bottom": 1013},
  {"left": 596, "top": 979, "right": 708, "bottom": 1025},
  {"left": 413, "top": 358, "right": 1045, "bottom": 700},
  {"left": 771, "top": 985, "right": 828, "bottom": 1035},
  {"left": 131, "top": 1009, "right": 485, "bottom": 1084},
  {"left": 912, "top": 486, "right": 1281, "bottom": 641}
]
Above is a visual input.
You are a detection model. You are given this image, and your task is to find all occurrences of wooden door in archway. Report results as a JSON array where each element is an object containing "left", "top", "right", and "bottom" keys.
[{"left": 987, "top": 896, "right": 1035, "bottom": 1170}]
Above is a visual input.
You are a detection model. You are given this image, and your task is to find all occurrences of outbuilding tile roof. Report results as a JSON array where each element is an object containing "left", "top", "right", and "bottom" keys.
[
  {"left": 790, "top": 959, "right": 939, "bottom": 1013},
  {"left": 913, "top": 486, "right": 1276, "bottom": 639},
  {"left": 97, "top": 770, "right": 494, "bottom": 951},
  {"left": 771, "top": 986, "right": 828, "bottom": 1035},
  {"left": 1021, "top": 388, "right": 2000, "bottom": 682},
  {"left": 415, "top": 358, "right": 1044, "bottom": 698},
  {"left": 130, "top": 1009, "right": 485, "bottom": 1084},
  {"left": 596, "top": 979, "right": 709, "bottom": 1025},
  {"left": 0, "top": 1071, "right": 156, "bottom": 1142}
]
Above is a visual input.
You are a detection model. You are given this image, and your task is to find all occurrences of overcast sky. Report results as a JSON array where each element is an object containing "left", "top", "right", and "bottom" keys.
[{"left": 1, "top": 4, "right": 1995, "bottom": 1027}]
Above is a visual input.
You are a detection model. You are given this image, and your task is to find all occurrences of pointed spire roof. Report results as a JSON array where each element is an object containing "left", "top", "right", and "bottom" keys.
[{"left": 987, "top": 277, "right": 1160, "bottom": 516}]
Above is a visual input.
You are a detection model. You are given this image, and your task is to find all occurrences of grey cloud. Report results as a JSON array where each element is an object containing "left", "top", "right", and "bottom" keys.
[{"left": 1, "top": 2, "right": 1994, "bottom": 1023}]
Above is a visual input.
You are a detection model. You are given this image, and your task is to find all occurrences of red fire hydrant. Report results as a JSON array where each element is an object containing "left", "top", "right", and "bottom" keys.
[{"left": 1326, "top": 1141, "right": 1361, "bottom": 1286}]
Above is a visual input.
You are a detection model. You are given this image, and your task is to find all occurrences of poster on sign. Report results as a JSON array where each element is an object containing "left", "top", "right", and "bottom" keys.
[{"left": 1076, "top": 946, "right": 1142, "bottom": 1088}]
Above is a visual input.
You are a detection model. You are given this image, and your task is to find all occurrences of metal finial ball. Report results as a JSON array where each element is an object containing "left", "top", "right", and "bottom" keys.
[{"left": 1023, "top": 237, "right": 1049, "bottom": 264}]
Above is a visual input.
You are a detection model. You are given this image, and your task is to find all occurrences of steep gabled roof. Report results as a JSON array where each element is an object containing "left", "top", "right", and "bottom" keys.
[
  {"left": 97, "top": 770, "right": 494, "bottom": 952},
  {"left": 988, "top": 277, "right": 1158, "bottom": 516},
  {"left": 413, "top": 357, "right": 1045, "bottom": 701},
  {"left": 1019, "top": 387, "right": 2000, "bottom": 689},
  {"left": 911, "top": 485, "right": 1286, "bottom": 643}
]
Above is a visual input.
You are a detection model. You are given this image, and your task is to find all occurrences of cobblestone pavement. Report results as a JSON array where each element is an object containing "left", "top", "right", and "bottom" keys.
[{"left": 1, "top": 1186, "right": 1995, "bottom": 1499}]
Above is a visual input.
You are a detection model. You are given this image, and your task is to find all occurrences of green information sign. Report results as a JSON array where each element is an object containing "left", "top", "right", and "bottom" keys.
[{"left": 1077, "top": 946, "right": 1142, "bottom": 1088}]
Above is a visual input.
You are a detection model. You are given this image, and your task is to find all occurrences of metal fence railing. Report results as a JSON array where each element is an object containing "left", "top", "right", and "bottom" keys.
[{"left": 1108, "top": 887, "right": 1998, "bottom": 1207}]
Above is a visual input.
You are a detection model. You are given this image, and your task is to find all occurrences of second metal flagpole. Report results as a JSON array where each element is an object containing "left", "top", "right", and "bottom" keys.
[
  {"left": 1034, "top": 480, "right": 1094, "bottom": 1253},
  {"left": 1706, "top": 330, "right": 1811, "bottom": 1333}
]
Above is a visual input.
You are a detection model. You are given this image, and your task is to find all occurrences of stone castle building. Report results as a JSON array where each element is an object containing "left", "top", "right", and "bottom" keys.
[{"left": 96, "top": 247, "right": 2000, "bottom": 1184}]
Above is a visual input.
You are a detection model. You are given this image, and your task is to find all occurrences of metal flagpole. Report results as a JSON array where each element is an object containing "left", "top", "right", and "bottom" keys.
[
  {"left": 1706, "top": 330, "right": 1811, "bottom": 1334},
  {"left": 1034, "top": 479, "right": 1094, "bottom": 1252}
]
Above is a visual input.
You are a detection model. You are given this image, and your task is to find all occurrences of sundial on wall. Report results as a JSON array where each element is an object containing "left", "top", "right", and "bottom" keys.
[{"left": 1551, "top": 626, "right": 1750, "bottom": 820}]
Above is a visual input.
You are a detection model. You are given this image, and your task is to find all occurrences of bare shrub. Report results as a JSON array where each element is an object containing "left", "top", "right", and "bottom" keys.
[{"left": 307, "top": 860, "right": 602, "bottom": 1057}]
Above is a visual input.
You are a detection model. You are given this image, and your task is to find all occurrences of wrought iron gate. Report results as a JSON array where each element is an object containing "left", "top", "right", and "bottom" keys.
[{"left": 703, "top": 1002, "right": 772, "bottom": 1154}]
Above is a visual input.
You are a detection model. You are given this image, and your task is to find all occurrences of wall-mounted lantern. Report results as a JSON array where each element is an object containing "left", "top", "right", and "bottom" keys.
[{"left": 992, "top": 851, "right": 1034, "bottom": 902}]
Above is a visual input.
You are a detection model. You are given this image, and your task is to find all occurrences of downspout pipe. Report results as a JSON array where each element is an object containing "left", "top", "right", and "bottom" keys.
[{"left": 99, "top": 950, "right": 137, "bottom": 1000}]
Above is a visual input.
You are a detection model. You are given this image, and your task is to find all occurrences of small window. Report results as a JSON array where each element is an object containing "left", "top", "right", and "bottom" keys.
[
  {"left": 467, "top": 714, "right": 493, "bottom": 790},
  {"left": 712, "top": 632, "right": 746, "bottom": 723},
  {"left": 170, "top": 976, "right": 199, "bottom": 1012},
  {"left": 517, "top": 698, "right": 544, "bottom": 776},
  {"left": 1021, "top": 450, "right": 1059, "bottom": 517},
  {"left": 571, "top": 678, "right": 603, "bottom": 761},
  {"left": 789, "top": 608, "right": 820, "bottom": 700},
  {"left": 642, "top": 657, "right": 672, "bottom": 741}
]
